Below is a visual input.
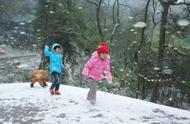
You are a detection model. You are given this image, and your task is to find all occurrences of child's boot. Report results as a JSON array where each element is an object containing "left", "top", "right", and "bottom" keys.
[
  {"left": 43, "top": 82, "right": 48, "bottom": 87},
  {"left": 49, "top": 89, "right": 55, "bottom": 95},
  {"left": 54, "top": 90, "right": 61, "bottom": 95},
  {"left": 90, "top": 100, "right": 96, "bottom": 105},
  {"left": 30, "top": 83, "right": 34, "bottom": 88}
]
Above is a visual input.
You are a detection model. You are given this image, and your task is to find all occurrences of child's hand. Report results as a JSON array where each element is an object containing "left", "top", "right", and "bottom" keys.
[
  {"left": 45, "top": 45, "right": 49, "bottom": 49},
  {"left": 83, "top": 76, "right": 89, "bottom": 81},
  {"left": 101, "top": 75, "right": 106, "bottom": 79},
  {"left": 108, "top": 80, "right": 112, "bottom": 84},
  {"left": 103, "top": 75, "right": 112, "bottom": 84}
]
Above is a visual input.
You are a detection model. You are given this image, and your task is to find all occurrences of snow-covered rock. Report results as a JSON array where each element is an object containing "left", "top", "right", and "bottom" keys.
[
  {"left": 0, "top": 45, "right": 40, "bottom": 83},
  {"left": 0, "top": 83, "right": 190, "bottom": 124}
]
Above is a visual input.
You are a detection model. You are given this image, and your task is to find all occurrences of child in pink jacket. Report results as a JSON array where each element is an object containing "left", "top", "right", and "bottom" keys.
[{"left": 82, "top": 42, "right": 112, "bottom": 104}]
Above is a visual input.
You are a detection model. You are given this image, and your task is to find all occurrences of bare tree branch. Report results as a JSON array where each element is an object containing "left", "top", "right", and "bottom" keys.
[
  {"left": 86, "top": 0, "right": 98, "bottom": 6},
  {"left": 86, "top": 0, "right": 104, "bottom": 41},
  {"left": 110, "top": 0, "right": 120, "bottom": 43},
  {"left": 135, "top": 0, "right": 151, "bottom": 64},
  {"left": 112, "top": 0, "right": 116, "bottom": 24},
  {"left": 97, "top": 0, "right": 104, "bottom": 41}
]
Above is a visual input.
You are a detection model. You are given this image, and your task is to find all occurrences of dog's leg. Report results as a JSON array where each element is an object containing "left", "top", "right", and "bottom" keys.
[
  {"left": 31, "top": 77, "right": 36, "bottom": 88},
  {"left": 42, "top": 78, "right": 48, "bottom": 87}
]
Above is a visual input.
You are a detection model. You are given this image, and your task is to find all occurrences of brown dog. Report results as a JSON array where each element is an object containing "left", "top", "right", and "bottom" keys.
[{"left": 31, "top": 70, "right": 48, "bottom": 88}]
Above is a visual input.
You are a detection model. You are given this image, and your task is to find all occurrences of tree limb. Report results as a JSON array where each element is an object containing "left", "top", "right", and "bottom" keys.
[
  {"left": 86, "top": 0, "right": 98, "bottom": 6},
  {"left": 110, "top": 0, "right": 120, "bottom": 43},
  {"left": 86, "top": 0, "right": 104, "bottom": 41}
]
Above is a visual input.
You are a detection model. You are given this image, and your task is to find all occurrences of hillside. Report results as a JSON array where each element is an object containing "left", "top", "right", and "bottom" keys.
[{"left": 0, "top": 83, "right": 190, "bottom": 124}]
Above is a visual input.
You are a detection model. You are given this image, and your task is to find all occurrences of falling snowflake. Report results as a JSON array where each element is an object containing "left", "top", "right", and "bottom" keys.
[
  {"left": 173, "top": 47, "right": 178, "bottom": 50},
  {"left": 169, "top": 98, "right": 172, "bottom": 101},
  {"left": 154, "top": 67, "right": 160, "bottom": 71},
  {"left": 32, "top": 44, "right": 37, "bottom": 48},
  {"left": 37, "top": 37, "right": 41, "bottom": 40},
  {"left": 133, "top": 22, "right": 147, "bottom": 28},
  {"left": 182, "top": 81, "right": 186, "bottom": 83},
  {"left": 103, "top": 28, "right": 108, "bottom": 31},
  {"left": 59, "top": 3, "right": 63, "bottom": 6},
  {"left": 36, "top": 29, "right": 41, "bottom": 32},
  {"left": 177, "top": 31, "right": 181, "bottom": 34},
  {"left": 177, "top": 19, "right": 189, "bottom": 27},
  {"left": 78, "top": 7, "right": 83, "bottom": 10},
  {"left": 20, "top": 22, "right": 25, "bottom": 25},
  {"left": 164, "top": 66, "right": 168, "bottom": 69},
  {"left": 162, "top": 69, "right": 173, "bottom": 75},
  {"left": 49, "top": 11, "right": 55, "bottom": 14},
  {"left": 130, "top": 29, "right": 135, "bottom": 32},
  {"left": 132, "top": 41, "right": 137, "bottom": 44},
  {"left": 27, "top": 20, "right": 32, "bottom": 23},
  {"left": 128, "top": 16, "right": 134, "bottom": 20},
  {"left": 20, "top": 31, "right": 26, "bottom": 35}
]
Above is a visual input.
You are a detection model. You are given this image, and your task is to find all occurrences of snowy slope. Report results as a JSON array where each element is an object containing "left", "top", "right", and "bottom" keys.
[{"left": 0, "top": 83, "right": 190, "bottom": 124}]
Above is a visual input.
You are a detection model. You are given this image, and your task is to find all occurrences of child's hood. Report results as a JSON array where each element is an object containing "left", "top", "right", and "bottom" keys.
[{"left": 51, "top": 43, "right": 63, "bottom": 52}]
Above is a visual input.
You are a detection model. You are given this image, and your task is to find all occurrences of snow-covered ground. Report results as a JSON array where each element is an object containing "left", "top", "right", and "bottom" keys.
[{"left": 0, "top": 83, "right": 190, "bottom": 124}]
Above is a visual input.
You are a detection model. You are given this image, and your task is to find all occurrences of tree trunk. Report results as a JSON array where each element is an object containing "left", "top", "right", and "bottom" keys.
[
  {"left": 96, "top": 0, "right": 104, "bottom": 41},
  {"left": 39, "top": 0, "right": 48, "bottom": 70},
  {"left": 136, "top": 0, "right": 150, "bottom": 100},
  {"left": 151, "top": 2, "right": 169, "bottom": 102}
]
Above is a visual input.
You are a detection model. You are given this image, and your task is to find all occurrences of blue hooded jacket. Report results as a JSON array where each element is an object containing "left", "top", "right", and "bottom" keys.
[{"left": 44, "top": 43, "right": 63, "bottom": 73}]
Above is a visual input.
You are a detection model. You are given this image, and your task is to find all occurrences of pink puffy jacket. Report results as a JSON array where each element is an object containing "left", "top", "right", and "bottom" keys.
[{"left": 82, "top": 51, "right": 112, "bottom": 81}]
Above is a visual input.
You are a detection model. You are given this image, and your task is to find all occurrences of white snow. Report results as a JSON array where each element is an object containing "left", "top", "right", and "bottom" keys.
[
  {"left": 133, "top": 22, "right": 147, "bottom": 28},
  {"left": 20, "top": 22, "right": 26, "bottom": 26},
  {"left": 130, "top": 29, "right": 135, "bottom": 32},
  {"left": 49, "top": 11, "right": 55, "bottom": 14},
  {"left": 177, "top": 19, "right": 190, "bottom": 27},
  {"left": 128, "top": 16, "right": 134, "bottom": 20},
  {"left": 0, "top": 83, "right": 190, "bottom": 124},
  {"left": 162, "top": 68, "right": 173, "bottom": 75},
  {"left": 20, "top": 31, "right": 26, "bottom": 35},
  {"left": 176, "top": 0, "right": 190, "bottom": 4},
  {"left": 78, "top": 7, "right": 83, "bottom": 10},
  {"left": 17, "top": 64, "right": 30, "bottom": 69},
  {"left": 153, "top": 67, "right": 160, "bottom": 71},
  {"left": 58, "top": 3, "right": 63, "bottom": 6}
]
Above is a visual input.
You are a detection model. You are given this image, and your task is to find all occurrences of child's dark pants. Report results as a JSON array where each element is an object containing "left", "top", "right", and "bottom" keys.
[{"left": 50, "top": 72, "right": 61, "bottom": 91}]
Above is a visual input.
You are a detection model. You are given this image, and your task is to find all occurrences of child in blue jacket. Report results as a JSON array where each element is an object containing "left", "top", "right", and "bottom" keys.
[{"left": 44, "top": 43, "right": 63, "bottom": 95}]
